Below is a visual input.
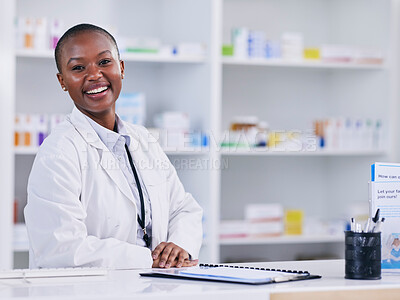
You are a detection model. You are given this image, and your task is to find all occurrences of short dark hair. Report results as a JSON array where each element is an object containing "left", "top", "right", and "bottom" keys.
[{"left": 55, "top": 23, "right": 120, "bottom": 73}]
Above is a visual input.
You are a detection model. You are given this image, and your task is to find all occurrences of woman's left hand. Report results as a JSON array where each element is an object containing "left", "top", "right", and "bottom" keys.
[{"left": 151, "top": 242, "right": 198, "bottom": 268}]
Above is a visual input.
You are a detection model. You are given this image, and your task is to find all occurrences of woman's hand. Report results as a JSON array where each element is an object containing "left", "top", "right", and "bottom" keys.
[{"left": 151, "top": 242, "right": 198, "bottom": 268}]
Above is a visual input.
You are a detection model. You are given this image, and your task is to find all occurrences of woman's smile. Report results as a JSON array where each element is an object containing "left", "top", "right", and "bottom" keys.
[{"left": 84, "top": 83, "right": 111, "bottom": 100}]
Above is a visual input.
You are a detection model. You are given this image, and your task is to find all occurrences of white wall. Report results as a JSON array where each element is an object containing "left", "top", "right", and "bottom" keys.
[{"left": 0, "top": 0, "right": 16, "bottom": 269}]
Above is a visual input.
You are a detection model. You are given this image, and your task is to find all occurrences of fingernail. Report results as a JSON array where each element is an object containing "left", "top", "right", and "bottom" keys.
[
  {"left": 165, "top": 263, "right": 171, "bottom": 268},
  {"left": 159, "top": 261, "right": 165, "bottom": 267},
  {"left": 152, "top": 255, "right": 157, "bottom": 259},
  {"left": 177, "top": 263, "right": 182, "bottom": 268}
]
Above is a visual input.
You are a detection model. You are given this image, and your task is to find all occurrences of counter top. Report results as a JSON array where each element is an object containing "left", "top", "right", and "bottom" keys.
[{"left": 0, "top": 260, "right": 399, "bottom": 300}]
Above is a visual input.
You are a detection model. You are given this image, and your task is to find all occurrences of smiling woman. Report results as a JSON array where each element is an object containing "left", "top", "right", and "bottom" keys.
[
  {"left": 24, "top": 24, "right": 203, "bottom": 270},
  {"left": 55, "top": 26, "right": 124, "bottom": 130}
]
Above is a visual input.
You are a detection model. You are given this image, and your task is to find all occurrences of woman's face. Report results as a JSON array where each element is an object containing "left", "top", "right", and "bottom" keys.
[{"left": 56, "top": 31, "right": 124, "bottom": 119}]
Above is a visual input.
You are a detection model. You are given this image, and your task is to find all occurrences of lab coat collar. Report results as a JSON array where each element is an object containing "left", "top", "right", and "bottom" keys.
[
  {"left": 67, "top": 106, "right": 162, "bottom": 200},
  {"left": 68, "top": 107, "right": 109, "bottom": 151},
  {"left": 68, "top": 107, "right": 140, "bottom": 150},
  {"left": 67, "top": 107, "right": 135, "bottom": 202},
  {"left": 85, "top": 114, "right": 122, "bottom": 151}
]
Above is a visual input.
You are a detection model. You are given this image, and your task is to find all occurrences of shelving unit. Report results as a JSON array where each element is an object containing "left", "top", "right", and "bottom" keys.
[
  {"left": 2, "top": 0, "right": 400, "bottom": 268},
  {"left": 218, "top": 0, "right": 399, "bottom": 263}
]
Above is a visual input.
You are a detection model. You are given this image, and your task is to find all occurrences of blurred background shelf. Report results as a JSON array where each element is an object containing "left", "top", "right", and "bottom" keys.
[
  {"left": 16, "top": 49, "right": 207, "bottom": 64},
  {"left": 220, "top": 234, "right": 344, "bottom": 246},
  {"left": 219, "top": 149, "right": 388, "bottom": 157},
  {"left": 222, "top": 57, "right": 385, "bottom": 70},
  {"left": 15, "top": 148, "right": 210, "bottom": 156}
]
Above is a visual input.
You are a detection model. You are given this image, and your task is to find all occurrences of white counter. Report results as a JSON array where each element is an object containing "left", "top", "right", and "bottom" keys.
[{"left": 0, "top": 260, "right": 399, "bottom": 300}]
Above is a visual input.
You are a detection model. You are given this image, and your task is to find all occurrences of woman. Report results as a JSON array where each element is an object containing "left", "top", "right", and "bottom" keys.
[{"left": 24, "top": 23, "right": 203, "bottom": 269}]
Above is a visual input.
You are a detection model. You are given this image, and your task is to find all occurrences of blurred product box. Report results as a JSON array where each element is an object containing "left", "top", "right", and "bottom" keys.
[
  {"left": 115, "top": 92, "right": 146, "bottom": 125},
  {"left": 123, "top": 37, "right": 160, "bottom": 54},
  {"left": 154, "top": 111, "right": 190, "bottom": 149},
  {"left": 248, "top": 30, "right": 266, "bottom": 58},
  {"left": 15, "top": 113, "right": 65, "bottom": 149},
  {"left": 231, "top": 27, "right": 248, "bottom": 59},
  {"left": 285, "top": 209, "right": 304, "bottom": 235},
  {"left": 176, "top": 43, "right": 207, "bottom": 57},
  {"left": 222, "top": 44, "right": 234, "bottom": 56},
  {"left": 16, "top": 17, "right": 64, "bottom": 51},
  {"left": 220, "top": 219, "right": 283, "bottom": 239},
  {"left": 245, "top": 203, "right": 284, "bottom": 222},
  {"left": 248, "top": 221, "right": 283, "bottom": 238},
  {"left": 281, "top": 32, "right": 304, "bottom": 61},
  {"left": 353, "top": 48, "right": 384, "bottom": 64},
  {"left": 304, "top": 48, "right": 320, "bottom": 60},
  {"left": 321, "top": 45, "right": 384, "bottom": 64},
  {"left": 154, "top": 111, "right": 190, "bottom": 130},
  {"left": 320, "top": 44, "right": 354, "bottom": 62},
  {"left": 313, "top": 117, "right": 384, "bottom": 151},
  {"left": 220, "top": 220, "right": 248, "bottom": 239},
  {"left": 245, "top": 203, "right": 284, "bottom": 237}
]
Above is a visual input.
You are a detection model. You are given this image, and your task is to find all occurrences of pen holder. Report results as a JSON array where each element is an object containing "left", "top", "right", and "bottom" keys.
[{"left": 345, "top": 231, "right": 381, "bottom": 280}]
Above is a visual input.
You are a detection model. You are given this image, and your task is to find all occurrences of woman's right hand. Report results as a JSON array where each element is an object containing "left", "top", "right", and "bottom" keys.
[{"left": 152, "top": 257, "right": 198, "bottom": 268}]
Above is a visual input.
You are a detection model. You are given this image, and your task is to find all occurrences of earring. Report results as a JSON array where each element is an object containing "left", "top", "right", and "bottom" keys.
[
  {"left": 62, "top": 87, "right": 67, "bottom": 91},
  {"left": 121, "top": 73, "right": 124, "bottom": 79}
]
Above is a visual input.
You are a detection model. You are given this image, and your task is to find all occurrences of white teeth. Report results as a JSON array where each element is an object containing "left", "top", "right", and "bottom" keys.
[{"left": 86, "top": 86, "right": 108, "bottom": 94}]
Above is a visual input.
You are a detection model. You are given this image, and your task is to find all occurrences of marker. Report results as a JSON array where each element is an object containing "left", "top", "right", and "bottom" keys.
[
  {"left": 372, "top": 209, "right": 380, "bottom": 223},
  {"left": 373, "top": 218, "right": 385, "bottom": 233},
  {"left": 364, "top": 218, "right": 372, "bottom": 233}
]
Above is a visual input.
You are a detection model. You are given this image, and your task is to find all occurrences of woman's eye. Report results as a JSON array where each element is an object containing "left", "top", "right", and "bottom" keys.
[
  {"left": 72, "top": 65, "right": 84, "bottom": 71},
  {"left": 99, "top": 59, "right": 111, "bottom": 65}
]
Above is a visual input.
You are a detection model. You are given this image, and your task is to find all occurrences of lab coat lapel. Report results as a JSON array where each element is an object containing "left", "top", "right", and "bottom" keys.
[
  {"left": 68, "top": 107, "right": 134, "bottom": 203},
  {"left": 99, "top": 150, "right": 134, "bottom": 202}
]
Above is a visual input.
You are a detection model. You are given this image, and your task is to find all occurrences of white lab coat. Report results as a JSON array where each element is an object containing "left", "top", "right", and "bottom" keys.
[{"left": 24, "top": 107, "right": 203, "bottom": 269}]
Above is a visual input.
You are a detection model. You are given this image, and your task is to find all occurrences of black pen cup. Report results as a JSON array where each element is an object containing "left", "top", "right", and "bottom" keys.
[{"left": 345, "top": 231, "right": 381, "bottom": 280}]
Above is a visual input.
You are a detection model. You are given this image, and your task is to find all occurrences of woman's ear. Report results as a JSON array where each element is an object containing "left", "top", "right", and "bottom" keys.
[
  {"left": 120, "top": 60, "right": 125, "bottom": 79},
  {"left": 56, "top": 73, "right": 67, "bottom": 91}
]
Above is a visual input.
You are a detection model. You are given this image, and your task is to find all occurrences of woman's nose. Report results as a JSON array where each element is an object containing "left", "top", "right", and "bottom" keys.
[{"left": 86, "top": 64, "right": 102, "bottom": 80}]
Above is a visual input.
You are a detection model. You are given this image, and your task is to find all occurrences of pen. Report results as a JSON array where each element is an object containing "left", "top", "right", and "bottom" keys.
[{"left": 350, "top": 218, "right": 355, "bottom": 232}]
